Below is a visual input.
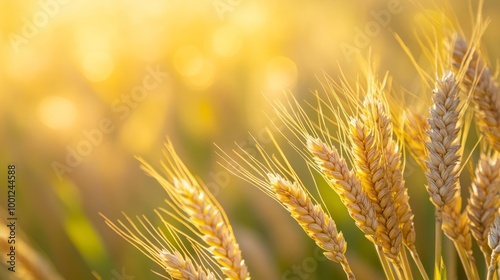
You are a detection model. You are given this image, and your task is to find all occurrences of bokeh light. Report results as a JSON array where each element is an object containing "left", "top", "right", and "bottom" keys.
[
  {"left": 212, "top": 25, "right": 243, "bottom": 57},
  {"left": 38, "top": 96, "right": 78, "bottom": 130},
  {"left": 173, "top": 45, "right": 204, "bottom": 77},
  {"left": 265, "top": 56, "right": 297, "bottom": 92},
  {"left": 81, "top": 52, "right": 114, "bottom": 82}
]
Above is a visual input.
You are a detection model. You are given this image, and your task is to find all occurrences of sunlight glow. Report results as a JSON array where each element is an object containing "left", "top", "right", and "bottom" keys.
[
  {"left": 265, "top": 56, "right": 297, "bottom": 92},
  {"left": 38, "top": 96, "right": 77, "bottom": 130},
  {"left": 82, "top": 52, "right": 115, "bottom": 82}
]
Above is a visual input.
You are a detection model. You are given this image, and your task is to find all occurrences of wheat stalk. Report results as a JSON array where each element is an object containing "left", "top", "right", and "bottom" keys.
[
  {"left": 267, "top": 173, "right": 355, "bottom": 280},
  {"left": 442, "top": 193, "right": 477, "bottom": 279},
  {"left": 424, "top": 71, "right": 468, "bottom": 278},
  {"left": 452, "top": 35, "right": 500, "bottom": 152},
  {"left": 467, "top": 156, "right": 500, "bottom": 264}
]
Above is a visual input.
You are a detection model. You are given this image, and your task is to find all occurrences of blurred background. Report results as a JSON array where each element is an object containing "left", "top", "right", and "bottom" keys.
[{"left": 1, "top": 0, "right": 499, "bottom": 279}]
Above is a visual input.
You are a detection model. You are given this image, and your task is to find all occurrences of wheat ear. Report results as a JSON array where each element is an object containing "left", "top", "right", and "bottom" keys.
[
  {"left": 362, "top": 97, "right": 425, "bottom": 278},
  {"left": 372, "top": 101, "right": 416, "bottom": 250},
  {"left": 425, "top": 71, "right": 465, "bottom": 279},
  {"left": 452, "top": 36, "right": 500, "bottom": 152},
  {"left": 349, "top": 116, "right": 402, "bottom": 267},
  {"left": 307, "top": 136, "right": 379, "bottom": 241},
  {"left": 170, "top": 178, "right": 249, "bottom": 280},
  {"left": 487, "top": 216, "right": 500, "bottom": 280},
  {"left": 267, "top": 174, "right": 355, "bottom": 280},
  {"left": 425, "top": 72, "right": 462, "bottom": 209},
  {"left": 467, "top": 156, "right": 500, "bottom": 264},
  {"left": 138, "top": 143, "right": 250, "bottom": 280},
  {"left": 216, "top": 132, "right": 356, "bottom": 279}
]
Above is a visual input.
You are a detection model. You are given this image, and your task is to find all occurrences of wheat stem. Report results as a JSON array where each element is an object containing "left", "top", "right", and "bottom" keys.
[
  {"left": 400, "top": 248, "right": 413, "bottom": 280},
  {"left": 434, "top": 209, "right": 443, "bottom": 280},
  {"left": 408, "top": 245, "right": 430, "bottom": 280},
  {"left": 376, "top": 245, "right": 396, "bottom": 280}
]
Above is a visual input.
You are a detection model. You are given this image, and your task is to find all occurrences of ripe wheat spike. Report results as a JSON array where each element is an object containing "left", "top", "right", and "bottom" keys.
[
  {"left": 452, "top": 34, "right": 500, "bottom": 152},
  {"left": 425, "top": 72, "right": 462, "bottom": 209},
  {"left": 268, "top": 174, "right": 355, "bottom": 279},
  {"left": 467, "top": 156, "right": 500, "bottom": 264},
  {"left": 216, "top": 132, "right": 355, "bottom": 279},
  {"left": 138, "top": 141, "right": 250, "bottom": 280}
]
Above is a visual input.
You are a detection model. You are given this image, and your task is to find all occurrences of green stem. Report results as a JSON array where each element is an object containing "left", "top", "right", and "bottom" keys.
[
  {"left": 487, "top": 255, "right": 498, "bottom": 280},
  {"left": 376, "top": 245, "right": 395, "bottom": 280},
  {"left": 408, "top": 245, "right": 430, "bottom": 280},
  {"left": 400, "top": 248, "right": 413, "bottom": 280},
  {"left": 435, "top": 209, "right": 443, "bottom": 280},
  {"left": 455, "top": 243, "right": 479, "bottom": 280}
]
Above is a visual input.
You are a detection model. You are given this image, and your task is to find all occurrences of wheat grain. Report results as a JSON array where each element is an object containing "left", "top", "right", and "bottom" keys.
[
  {"left": 467, "top": 156, "right": 500, "bottom": 263},
  {"left": 267, "top": 173, "right": 355, "bottom": 280},
  {"left": 452, "top": 36, "right": 500, "bottom": 152},
  {"left": 425, "top": 72, "right": 462, "bottom": 209},
  {"left": 307, "top": 136, "right": 379, "bottom": 241}
]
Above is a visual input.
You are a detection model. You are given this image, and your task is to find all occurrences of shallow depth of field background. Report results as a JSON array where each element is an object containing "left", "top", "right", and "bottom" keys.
[{"left": 1, "top": 0, "right": 500, "bottom": 279}]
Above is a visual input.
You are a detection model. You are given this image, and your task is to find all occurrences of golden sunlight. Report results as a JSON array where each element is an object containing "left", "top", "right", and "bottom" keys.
[{"left": 38, "top": 96, "right": 77, "bottom": 130}]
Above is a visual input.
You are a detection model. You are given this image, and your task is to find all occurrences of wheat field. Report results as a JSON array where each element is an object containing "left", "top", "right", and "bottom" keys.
[
  {"left": 102, "top": 2, "right": 500, "bottom": 280},
  {"left": 3, "top": 0, "right": 500, "bottom": 279}
]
